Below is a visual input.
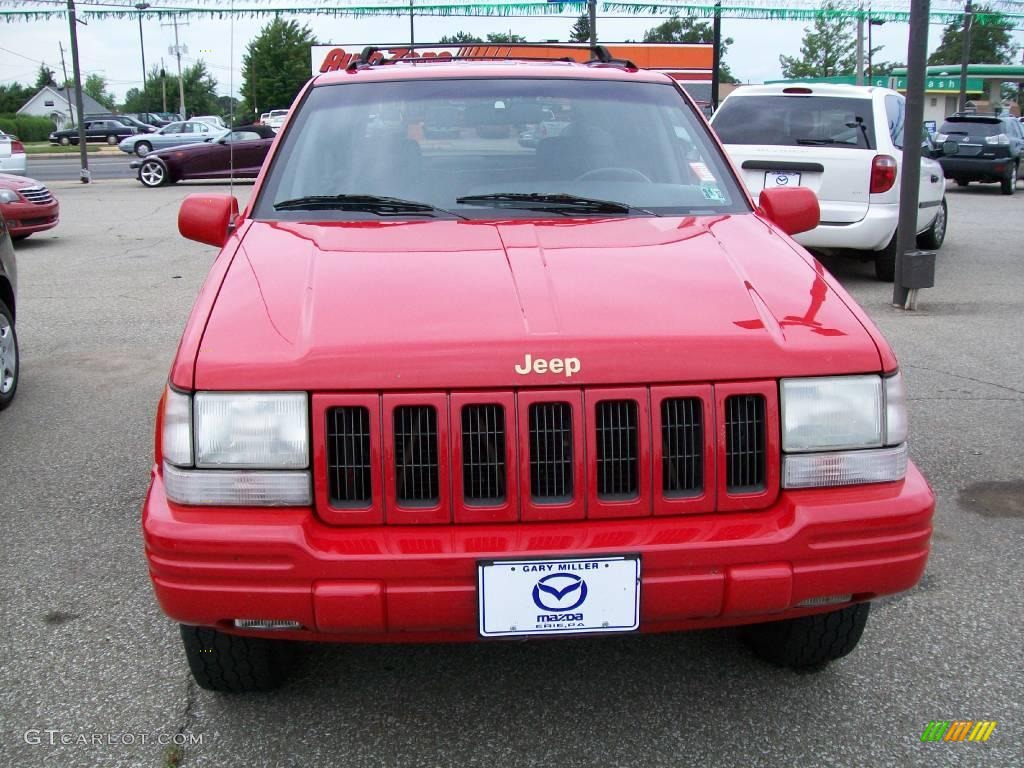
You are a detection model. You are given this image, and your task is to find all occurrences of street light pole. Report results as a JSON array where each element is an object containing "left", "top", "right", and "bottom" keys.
[
  {"left": 958, "top": 1, "right": 973, "bottom": 112},
  {"left": 65, "top": 0, "right": 89, "bottom": 183},
  {"left": 588, "top": 0, "right": 597, "bottom": 46},
  {"left": 136, "top": 3, "right": 150, "bottom": 95}
]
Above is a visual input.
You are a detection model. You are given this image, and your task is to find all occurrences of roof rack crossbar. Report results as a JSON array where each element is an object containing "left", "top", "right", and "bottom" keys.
[{"left": 342, "top": 42, "right": 636, "bottom": 71}]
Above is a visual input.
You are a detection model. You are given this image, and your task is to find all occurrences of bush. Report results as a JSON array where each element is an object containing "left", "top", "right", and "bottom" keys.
[{"left": 0, "top": 114, "right": 56, "bottom": 142}]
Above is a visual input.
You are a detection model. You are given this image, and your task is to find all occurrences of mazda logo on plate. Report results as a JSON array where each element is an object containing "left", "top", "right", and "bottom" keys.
[{"left": 532, "top": 573, "right": 588, "bottom": 612}]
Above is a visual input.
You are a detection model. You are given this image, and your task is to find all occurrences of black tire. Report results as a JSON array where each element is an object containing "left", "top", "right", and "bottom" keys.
[
  {"left": 955, "top": 179, "right": 969, "bottom": 187},
  {"left": 138, "top": 159, "right": 168, "bottom": 188},
  {"left": 874, "top": 232, "right": 897, "bottom": 282},
  {"left": 0, "top": 298, "right": 18, "bottom": 411},
  {"left": 58, "top": 136, "right": 70, "bottom": 146},
  {"left": 10, "top": 234, "right": 29, "bottom": 242},
  {"left": 135, "top": 141, "right": 152, "bottom": 157},
  {"left": 1000, "top": 163, "right": 1017, "bottom": 195},
  {"left": 739, "top": 602, "right": 871, "bottom": 670},
  {"left": 106, "top": 134, "right": 118, "bottom": 145},
  {"left": 916, "top": 198, "right": 948, "bottom": 250},
  {"left": 180, "top": 625, "right": 291, "bottom": 692}
]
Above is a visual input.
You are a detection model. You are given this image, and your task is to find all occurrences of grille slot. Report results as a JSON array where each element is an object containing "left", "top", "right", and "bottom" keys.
[
  {"left": 528, "top": 402, "right": 573, "bottom": 502},
  {"left": 461, "top": 404, "right": 507, "bottom": 504},
  {"left": 394, "top": 406, "right": 440, "bottom": 505},
  {"left": 596, "top": 400, "right": 639, "bottom": 499},
  {"left": 325, "top": 406, "right": 373, "bottom": 506},
  {"left": 661, "top": 398, "right": 703, "bottom": 496},
  {"left": 19, "top": 186, "right": 54, "bottom": 205},
  {"left": 725, "top": 395, "right": 766, "bottom": 492}
]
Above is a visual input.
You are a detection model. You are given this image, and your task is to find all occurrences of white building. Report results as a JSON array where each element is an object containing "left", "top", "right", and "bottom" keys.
[{"left": 16, "top": 86, "right": 109, "bottom": 128}]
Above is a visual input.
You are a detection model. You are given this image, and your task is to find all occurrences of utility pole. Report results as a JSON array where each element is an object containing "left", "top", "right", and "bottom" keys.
[
  {"left": 65, "top": 0, "right": 89, "bottom": 183},
  {"left": 250, "top": 58, "right": 256, "bottom": 117},
  {"left": 58, "top": 42, "right": 74, "bottom": 127},
  {"left": 893, "top": 0, "right": 931, "bottom": 308},
  {"left": 958, "top": 1, "right": 973, "bottom": 112},
  {"left": 160, "top": 58, "right": 167, "bottom": 112},
  {"left": 136, "top": 2, "right": 150, "bottom": 95},
  {"left": 855, "top": 6, "right": 865, "bottom": 85},
  {"left": 409, "top": 0, "right": 414, "bottom": 46},
  {"left": 162, "top": 15, "right": 188, "bottom": 117},
  {"left": 711, "top": 1, "right": 721, "bottom": 110},
  {"left": 588, "top": 0, "right": 597, "bottom": 46}
]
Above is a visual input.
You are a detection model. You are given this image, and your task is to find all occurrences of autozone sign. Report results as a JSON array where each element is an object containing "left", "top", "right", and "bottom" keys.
[{"left": 311, "top": 43, "right": 714, "bottom": 79}]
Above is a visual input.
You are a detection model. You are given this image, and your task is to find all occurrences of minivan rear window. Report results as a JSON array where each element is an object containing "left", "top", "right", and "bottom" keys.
[{"left": 713, "top": 95, "right": 876, "bottom": 149}]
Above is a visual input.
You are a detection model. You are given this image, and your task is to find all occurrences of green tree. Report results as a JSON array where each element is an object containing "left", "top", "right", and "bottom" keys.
[
  {"left": 241, "top": 18, "right": 317, "bottom": 116},
  {"left": 928, "top": 5, "right": 1017, "bottom": 65},
  {"left": 84, "top": 73, "right": 115, "bottom": 110},
  {"left": 122, "top": 62, "right": 219, "bottom": 117},
  {"left": 486, "top": 32, "right": 526, "bottom": 43},
  {"left": 642, "top": 15, "right": 738, "bottom": 83},
  {"left": 569, "top": 14, "right": 591, "bottom": 43},
  {"left": 35, "top": 63, "right": 57, "bottom": 89},
  {"left": 779, "top": 3, "right": 858, "bottom": 79},
  {"left": 0, "top": 83, "right": 33, "bottom": 113},
  {"left": 438, "top": 31, "right": 483, "bottom": 44}
]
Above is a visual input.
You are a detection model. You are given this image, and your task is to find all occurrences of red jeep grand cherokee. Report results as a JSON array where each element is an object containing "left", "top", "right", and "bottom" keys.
[{"left": 143, "top": 47, "right": 934, "bottom": 692}]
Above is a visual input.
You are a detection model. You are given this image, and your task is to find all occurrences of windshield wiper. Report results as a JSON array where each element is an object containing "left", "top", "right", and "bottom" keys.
[
  {"left": 794, "top": 138, "right": 851, "bottom": 146},
  {"left": 455, "top": 192, "right": 658, "bottom": 216},
  {"left": 274, "top": 194, "right": 467, "bottom": 219}
]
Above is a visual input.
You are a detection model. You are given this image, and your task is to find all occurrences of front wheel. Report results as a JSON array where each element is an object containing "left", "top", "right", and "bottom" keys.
[
  {"left": 138, "top": 159, "right": 167, "bottom": 187},
  {"left": 180, "top": 625, "right": 292, "bottom": 692},
  {"left": 1000, "top": 163, "right": 1017, "bottom": 195},
  {"left": 58, "top": 136, "right": 70, "bottom": 146},
  {"left": 916, "top": 198, "right": 948, "bottom": 250},
  {"left": 0, "top": 299, "right": 19, "bottom": 411},
  {"left": 739, "top": 602, "right": 871, "bottom": 669},
  {"left": 135, "top": 141, "right": 152, "bottom": 157},
  {"left": 106, "top": 134, "right": 118, "bottom": 145}
]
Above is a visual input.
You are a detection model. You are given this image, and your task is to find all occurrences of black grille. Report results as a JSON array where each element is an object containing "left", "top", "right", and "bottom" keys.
[
  {"left": 529, "top": 402, "right": 573, "bottom": 502},
  {"left": 326, "top": 406, "right": 372, "bottom": 506},
  {"left": 461, "top": 404, "right": 507, "bottom": 504},
  {"left": 394, "top": 406, "right": 439, "bottom": 505},
  {"left": 725, "top": 395, "right": 766, "bottom": 492},
  {"left": 596, "top": 400, "right": 639, "bottom": 499},
  {"left": 661, "top": 398, "right": 703, "bottom": 496}
]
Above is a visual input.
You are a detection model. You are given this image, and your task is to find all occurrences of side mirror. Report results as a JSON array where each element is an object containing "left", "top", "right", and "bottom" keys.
[
  {"left": 178, "top": 193, "right": 238, "bottom": 247},
  {"left": 758, "top": 187, "right": 820, "bottom": 236},
  {"left": 942, "top": 139, "right": 959, "bottom": 156}
]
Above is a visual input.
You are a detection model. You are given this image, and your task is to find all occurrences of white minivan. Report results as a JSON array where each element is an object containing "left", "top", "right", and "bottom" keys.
[{"left": 711, "top": 84, "right": 947, "bottom": 281}]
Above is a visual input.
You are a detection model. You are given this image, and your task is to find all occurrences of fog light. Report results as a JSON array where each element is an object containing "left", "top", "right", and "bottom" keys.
[
  {"left": 797, "top": 594, "right": 852, "bottom": 607},
  {"left": 233, "top": 619, "right": 302, "bottom": 630},
  {"left": 782, "top": 444, "right": 907, "bottom": 488}
]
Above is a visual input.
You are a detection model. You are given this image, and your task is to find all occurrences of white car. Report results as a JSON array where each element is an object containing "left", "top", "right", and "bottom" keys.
[
  {"left": 264, "top": 109, "right": 288, "bottom": 131},
  {"left": 192, "top": 115, "right": 227, "bottom": 129},
  {"left": 0, "top": 132, "right": 27, "bottom": 175},
  {"left": 711, "top": 84, "right": 947, "bottom": 281}
]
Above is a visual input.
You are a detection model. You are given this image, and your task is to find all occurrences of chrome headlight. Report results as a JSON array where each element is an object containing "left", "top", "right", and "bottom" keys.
[
  {"left": 781, "top": 373, "right": 908, "bottom": 488},
  {"left": 194, "top": 392, "right": 308, "bottom": 468},
  {"left": 0, "top": 189, "right": 20, "bottom": 203}
]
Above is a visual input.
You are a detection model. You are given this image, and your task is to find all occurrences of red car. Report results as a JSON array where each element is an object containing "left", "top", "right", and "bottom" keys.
[
  {"left": 0, "top": 173, "right": 59, "bottom": 240},
  {"left": 130, "top": 125, "right": 276, "bottom": 187},
  {"left": 144, "top": 47, "right": 935, "bottom": 692}
]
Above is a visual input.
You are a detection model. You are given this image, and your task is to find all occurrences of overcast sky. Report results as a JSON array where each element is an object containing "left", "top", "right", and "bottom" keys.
[{"left": 2, "top": 11, "right": 1022, "bottom": 103}]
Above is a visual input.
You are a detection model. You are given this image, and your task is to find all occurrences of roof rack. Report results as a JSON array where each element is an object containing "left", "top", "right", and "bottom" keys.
[{"left": 345, "top": 43, "right": 637, "bottom": 72}]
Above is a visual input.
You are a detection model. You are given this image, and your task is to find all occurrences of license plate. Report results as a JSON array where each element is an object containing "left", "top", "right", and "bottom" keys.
[
  {"left": 765, "top": 171, "right": 801, "bottom": 188},
  {"left": 478, "top": 555, "right": 640, "bottom": 637}
]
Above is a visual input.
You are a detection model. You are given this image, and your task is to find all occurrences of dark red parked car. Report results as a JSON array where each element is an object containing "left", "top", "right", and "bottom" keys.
[
  {"left": 0, "top": 173, "right": 59, "bottom": 240},
  {"left": 130, "top": 125, "right": 275, "bottom": 187}
]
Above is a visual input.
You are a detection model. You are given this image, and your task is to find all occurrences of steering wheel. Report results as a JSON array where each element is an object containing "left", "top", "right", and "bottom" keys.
[{"left": 575, "top": 167, "right": 653, "bottom": 183}]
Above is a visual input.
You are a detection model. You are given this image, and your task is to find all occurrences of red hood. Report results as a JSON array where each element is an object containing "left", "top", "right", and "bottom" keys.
[
  {"left": 0, "top": 173, "right": 41, "bottom": 191},
  {"left": 190, "top": 214, "right": 884, "bottom": 390}
]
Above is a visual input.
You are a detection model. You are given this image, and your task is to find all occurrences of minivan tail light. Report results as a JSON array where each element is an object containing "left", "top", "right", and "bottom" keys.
[{"left": 870, "top": 155, "right": 897, "bottom": 194}]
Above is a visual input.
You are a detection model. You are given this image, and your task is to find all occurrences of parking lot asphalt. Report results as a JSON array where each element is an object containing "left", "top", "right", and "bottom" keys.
[{"left": 0, "top": 179, "right": 1021, "bottom": 767}]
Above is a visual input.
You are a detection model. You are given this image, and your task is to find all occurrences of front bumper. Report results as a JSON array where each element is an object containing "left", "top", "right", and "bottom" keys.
[
  {"left": 2, "top": 199, "right": 59, "bottom": 236},
  {"left": 144, "top": 462, "right": 934, "bottom": 643},
  {"left": 793, "top": 202, "right": 898, "bottom": 253},
  {"left": 939, "top": 156, "right": 1014, "bottom": 182}
]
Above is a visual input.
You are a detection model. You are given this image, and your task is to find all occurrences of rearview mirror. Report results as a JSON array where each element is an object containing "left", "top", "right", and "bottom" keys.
[
  {"left": 178, "top": 193, "right": 238, "bottom": 247},
  {"left": 942, "top": 139, "right": 959, "bottom": 156},
  {"left": 758, "top": 187, "right": 820, "bottom": 236}
]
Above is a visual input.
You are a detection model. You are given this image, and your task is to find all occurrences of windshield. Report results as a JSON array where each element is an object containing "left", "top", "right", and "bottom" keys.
[
  {"left": 253, "top": 77, "right": 747, "bottom": 220},
  {"left": 713, "top": 95, "right": 876, "bottom": 149}
]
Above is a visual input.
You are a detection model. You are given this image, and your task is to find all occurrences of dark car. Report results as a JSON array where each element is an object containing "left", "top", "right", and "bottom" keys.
[
  {"left": 130, "top": 125, "right": 275, "bottom": 187},
  {"left": 936, "top": 113, "right": 1024, "bottom": 194},
  {"left": 0, "top": 209, "right": 17, "bottom": 410},
  {"left": 49, "top": 119, "right": 137, "bottom": 146}
]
